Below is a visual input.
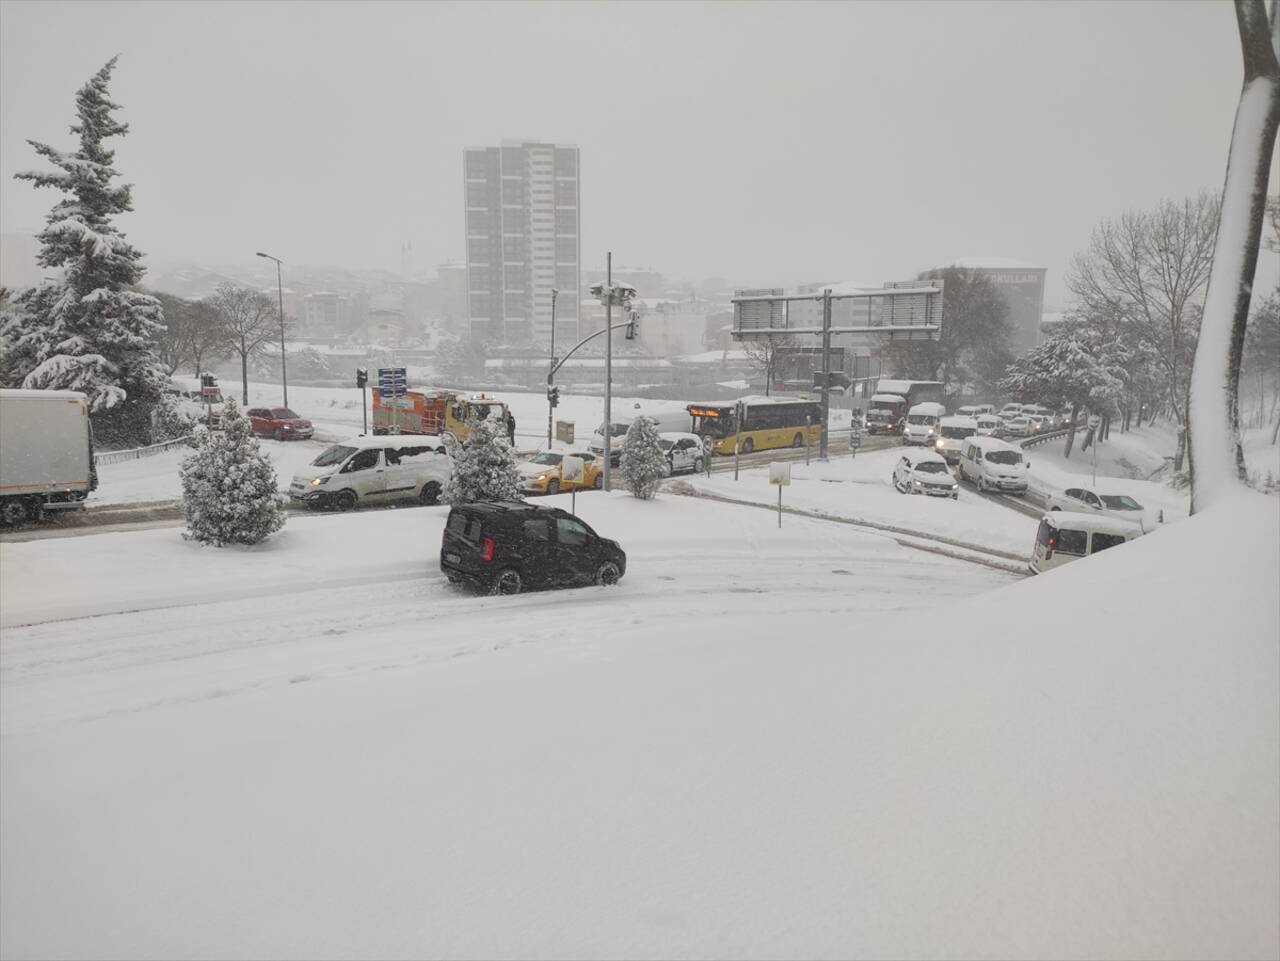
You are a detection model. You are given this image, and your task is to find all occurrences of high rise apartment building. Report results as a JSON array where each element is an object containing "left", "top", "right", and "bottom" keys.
[{"left": 463, "top": 140, "right": 580, "bottom": 345}]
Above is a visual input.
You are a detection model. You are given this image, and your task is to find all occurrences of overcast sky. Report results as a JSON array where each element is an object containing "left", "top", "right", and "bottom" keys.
[{"left": 0, "top": 0, "right": 1272, "bottom": 306}]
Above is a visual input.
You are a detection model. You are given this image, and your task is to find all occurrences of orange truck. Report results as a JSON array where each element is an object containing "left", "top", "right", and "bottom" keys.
[{"left": 371, "top": 388, "right": 510, "bottom": 443}]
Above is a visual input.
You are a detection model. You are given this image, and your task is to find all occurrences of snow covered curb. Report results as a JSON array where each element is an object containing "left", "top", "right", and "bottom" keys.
[{"left": 668, "top": 481, "right": 1030, "bottom": 575}]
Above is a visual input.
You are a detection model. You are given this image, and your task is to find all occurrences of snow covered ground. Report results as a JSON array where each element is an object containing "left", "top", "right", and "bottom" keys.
[
  {"left": 92, "top": 380, "right": 852, "bottom": 507},
  {"left": 686, "top": 447, "right": 1039, "bottom": 554},
  {"left": 2, "top": 476, "right": 1276, "bottom": 958}
]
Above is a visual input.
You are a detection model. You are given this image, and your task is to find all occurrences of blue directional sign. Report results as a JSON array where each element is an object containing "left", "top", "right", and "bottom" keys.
[{"left": 378, "top": 367, "right": 407, "bottom": 399}]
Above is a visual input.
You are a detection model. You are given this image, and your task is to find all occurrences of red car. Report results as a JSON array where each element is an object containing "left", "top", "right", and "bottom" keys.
[{"left": 247, "top": 406, "right": 314, "bottom": 441}]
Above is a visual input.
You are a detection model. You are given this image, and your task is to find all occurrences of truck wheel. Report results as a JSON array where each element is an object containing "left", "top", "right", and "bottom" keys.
[
  {"left": 419, "top": 482, "right": 442, "bottom": 505},
  {"left": 1, "top": 498, "right": 30, "bottom": 526},
  {"left": 546, "top": 479, "right": 561, "bottom": 495},
  {"left": 334, "top": 490, "right": 358, "bottom": 512},
  {"left": 792, "top": 433, "right": 803, "bottom": 448},
  {"left": 593, "top": 473, "right": 603, "bottom": 490},
  {"left": 741, "top": 438, "right": 754, "bottom": 454}
]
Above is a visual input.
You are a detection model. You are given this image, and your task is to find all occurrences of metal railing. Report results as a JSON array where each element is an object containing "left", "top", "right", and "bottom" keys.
[
  {"left": 94, "top": 435, "right": 194, "bottom": 466},
  {"left": 1018, "top": 426, "right": 1082, "bottom": 450}
]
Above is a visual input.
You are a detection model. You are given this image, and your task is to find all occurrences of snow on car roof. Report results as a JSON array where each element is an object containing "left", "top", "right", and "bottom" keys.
[
  {"left": 330, "top": 433, "right": 444, "bottom": 450},
  {"left": 967, "top": 435, "right": 1020, "bottom": 451},
  {"left": 870, "top": 393, "right": 905, "bottom": 403},
  {"left": 658, "top": 431, "right": 702, "bottom": 442},
  {"left": 939, "top": 415, "right": 978, "bottom": 426},
  {"left": 901, "top": 448, "right": 948, "bottom": 464},
  {"left": 1042, "top": 511, "right": 1143, "bottom": 536}
]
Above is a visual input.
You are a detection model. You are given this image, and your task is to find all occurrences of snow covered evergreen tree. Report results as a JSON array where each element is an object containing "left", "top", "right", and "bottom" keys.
[
  {"left": 443, "top": 412, "right": 523, "bottom": 505},
  {"left": 180, "top": 398, "right": 286, "bottom": 546},
  {"left": 620, "top": 416, "right": 666, "bottom": 499},
  {"left": 5, "top": 58, "right": 166, "bottom": 446},
  {"left": 150, "top": 392, "right": 198, "bottom": 444},
  {"left": 1000, "top": 332, "right": 1123, "bottom": 458}
]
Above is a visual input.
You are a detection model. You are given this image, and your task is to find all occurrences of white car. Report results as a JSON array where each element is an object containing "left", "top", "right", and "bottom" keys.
[
  {"left": 289, "top": 435, "right": 451, "bottom": 511},
  {"left": 892, "top": 449, "right": 958, "bottom": 499},
  {"left": 1002, "top": 415, "right": 1033, "bottom": 438},
  {"left": 1044, "top": 487, "right": 1163, "bottom": 533},
  {"left": 974, "top": 414, "right": 1002, "bottom": 437},
  {"left": 657, "top": 432, "right": 707, "bottom": 475}
]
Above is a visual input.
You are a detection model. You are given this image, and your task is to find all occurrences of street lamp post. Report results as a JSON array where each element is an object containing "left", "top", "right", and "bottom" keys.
[
  {"left": 589, "top": 253, "right": 637, "bottom": 493},
  {"left": 256, "top": 251, "right": 288, "bottom": 407},
  {"left": 547, "top": 287, "right": 559, "bottom": 449}
]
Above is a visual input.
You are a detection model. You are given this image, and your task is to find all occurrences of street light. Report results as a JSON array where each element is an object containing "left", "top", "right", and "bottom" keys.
[
  {"left": 589, "top": 252, "right": 637, "bottom": 493},
  {"left": 256, "top": 251, "right": 288, "bottom": 407},
  {"left": 547, "top": 287, "right": 559, "bottom": 448}
]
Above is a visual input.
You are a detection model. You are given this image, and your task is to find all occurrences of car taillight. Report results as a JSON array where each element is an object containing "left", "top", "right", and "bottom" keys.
[
  {"left": 1045, "top": 535, "right": 1054, "bottom": 560},
  {"left": 481, "top": 537, "right": 495, "bottom": 562}
]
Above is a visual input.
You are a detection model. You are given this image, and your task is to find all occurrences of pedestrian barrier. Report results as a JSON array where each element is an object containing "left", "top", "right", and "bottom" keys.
[
  {"left": 1019, "top": 427, "right": 1082, "bottom": 450},
  {"left": 94, "top": 436, "right": 194, "bottom": 467}
]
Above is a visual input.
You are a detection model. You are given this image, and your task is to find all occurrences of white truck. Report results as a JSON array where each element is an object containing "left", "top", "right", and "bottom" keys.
[{"left": 0, "top": 389, "right": 97, "bottom": 524}]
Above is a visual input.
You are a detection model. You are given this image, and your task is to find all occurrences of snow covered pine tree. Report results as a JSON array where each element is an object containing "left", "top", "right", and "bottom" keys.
[
  {"left": 443, "top": 412, "right": 523, "bottom": 505},
  {"left": 5, "top": 58, "right": 166, "bottom": 446},
  {"left": 180, "top": 398, "right": 285, "bottom": 546},
  {"left": 620, "top": 416, "right": 666, "bottom": 499}
]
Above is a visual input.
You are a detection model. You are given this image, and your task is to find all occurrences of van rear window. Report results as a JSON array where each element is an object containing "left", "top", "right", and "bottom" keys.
[{"left": 446, "top": 511, "right": 482, "bottom": 543}]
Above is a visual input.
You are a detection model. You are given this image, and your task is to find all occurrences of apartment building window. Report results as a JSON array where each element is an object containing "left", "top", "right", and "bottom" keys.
[
  {"left": 555, "top": 179, "right": 578, "bottom": 206},
  {"left": 466, "top": 209, "right": 492, "bottom": 234},
  {"left": 504, "top": 293, "right": 526, "bottom": 316},
  {"left": 502, "top": 180, "right": 524, "bottom": 205},
  {"left": 555, "top": 210, "right": 577, "bottom": 234},
  {"left": 555, "top": 237, "right": 578, "bottom": 262},
  {"left": 469, "top": 292, "right": 492, "bottom": 319},
  {"left": 554, "top": 148, "right": 577, "bottom": 176}
]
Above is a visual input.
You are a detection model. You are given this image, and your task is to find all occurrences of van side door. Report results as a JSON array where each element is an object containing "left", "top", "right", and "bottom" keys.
[{"left": 341, "top": 448, "right": 386, "bottom": 500}]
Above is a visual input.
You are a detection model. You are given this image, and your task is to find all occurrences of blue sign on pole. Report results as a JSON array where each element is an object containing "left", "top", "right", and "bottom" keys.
[{"left": 378, "top": 367, "right": 407, "bottom": 399}]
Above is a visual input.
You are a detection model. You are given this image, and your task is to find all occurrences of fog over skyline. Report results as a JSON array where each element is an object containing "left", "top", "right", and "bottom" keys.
[{"left": 1, "top": 0, "right": 1272, "bottom": 306}]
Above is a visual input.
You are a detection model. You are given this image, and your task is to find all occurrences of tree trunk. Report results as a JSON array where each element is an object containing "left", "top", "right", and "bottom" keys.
[
  {"left": 240, "top": 339, "right": 249, "bottom": 405},
  {"left": 1064, "top": 404, "right": 1079, "bottom": 458},
  {"left": 1188, "top": 0, "right": 1280, "bottom": 511}
]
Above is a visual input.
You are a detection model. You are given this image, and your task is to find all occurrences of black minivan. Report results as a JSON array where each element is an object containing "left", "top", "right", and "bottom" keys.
[{"left": 440, "top": 502, "right": 627, "bottom": 595}]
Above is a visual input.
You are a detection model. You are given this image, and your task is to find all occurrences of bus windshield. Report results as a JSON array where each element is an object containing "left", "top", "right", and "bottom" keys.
[
  {"left": 941, "top": 426, "right": 976, "bottom": 439},
  {"left": 907, "top": 414, "right": 936, "bottom": 426}
]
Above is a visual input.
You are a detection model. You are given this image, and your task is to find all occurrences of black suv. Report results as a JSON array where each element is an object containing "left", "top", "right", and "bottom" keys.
[{"left": 440, "top": 502, "right": 627, "bottom": 595}]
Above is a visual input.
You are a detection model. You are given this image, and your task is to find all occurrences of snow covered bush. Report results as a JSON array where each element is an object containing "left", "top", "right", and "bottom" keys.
[
  {"left": 620, "top": 416, "right": 666, "bottom": 500},
  {"left": 180, "top": 398, "right": 285, "bottom": 546},
  {"left": 149, "top": 393, "right": 198, "bottom": 445},
  {"left": 443, "top": 412, "right": 522, "bottom": 505}
]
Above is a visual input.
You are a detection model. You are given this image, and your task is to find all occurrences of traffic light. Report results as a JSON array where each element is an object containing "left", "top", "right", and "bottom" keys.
[
  {"left": 200, "top": 373, "right": 216, "bottom": 389},
  {"left": 356, "top": 367, "right": 368, "bottom": 389},
  {"left": 547, "top": 385, "right": 560, "bottom": 408},
  {"left": 625, "top": 311, "right": 638, "bottom": 340}
]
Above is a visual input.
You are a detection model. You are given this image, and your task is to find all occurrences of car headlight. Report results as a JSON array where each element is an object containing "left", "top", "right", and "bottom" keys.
[
  {"left": 309, "top": 476, "right": 330, "bottom": 486},
  {"left": 536, "top": 473, "right": 549, "bottom": 482},
  {"left": 935, "top": 439, "right": 945, "bottom": 448}
]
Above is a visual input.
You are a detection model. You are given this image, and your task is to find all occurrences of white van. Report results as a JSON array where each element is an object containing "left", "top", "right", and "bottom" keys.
[
  {"left": 974, "top": 414, "right": 1002, "bottom": 437},
  {"left": 1029, "top": 511, "right": 1142, "bottom": 573},
  {"left": 590, "top": 407, "right": 693, "bottom": 457},
  {"left": 935, "top": 415, "right": 979, "bottom": 463},
  {"left": 902, "top": 401, "right": 948, "bottom": 446},
  {"left": 290, "top": 434, "right": 451, "bottom": 511},
  {"left": 958, "top": 435, "right": 1030, "bottom": 493}
]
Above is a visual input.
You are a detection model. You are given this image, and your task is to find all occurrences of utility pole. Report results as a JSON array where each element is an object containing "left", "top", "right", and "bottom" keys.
[
  {"left": 604, "top": 252, "right": 613, "bottom": 493},
  {"left": 256, "top": 251, "right": 288, "bottom": 407},
  {"left": 547, "top": 287, "right": 558, "bottom": 449},
  {"left": 818, "top": 287, "right": 832, "bottom": 460}
]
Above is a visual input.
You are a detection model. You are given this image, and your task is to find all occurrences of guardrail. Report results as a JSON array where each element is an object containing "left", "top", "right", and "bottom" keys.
[
  {"left": 1018, "top": 427, "right": 1081, "bottom": 450},
  {"left": 94, "top": 436, "right": 194, "bottom": 467}
]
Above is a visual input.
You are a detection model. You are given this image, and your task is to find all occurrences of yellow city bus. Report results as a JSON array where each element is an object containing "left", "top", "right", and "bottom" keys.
[{"left": 687, "top": 399, "right": 823, "bottom": 455}]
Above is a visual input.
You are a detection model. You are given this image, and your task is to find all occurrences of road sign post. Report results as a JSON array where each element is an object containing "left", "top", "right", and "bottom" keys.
[
  {"left": 733, "top": 400, "right": 744, "bottom": 481},
  {"left": 769, "top": 461, "right": 791, "bottom": 528},
  {"left": 1088, "top": 414, "right": 1101, "bottom": 487},
  {"left": 562, "top": 454, "right": 584, "bottom": 515}
]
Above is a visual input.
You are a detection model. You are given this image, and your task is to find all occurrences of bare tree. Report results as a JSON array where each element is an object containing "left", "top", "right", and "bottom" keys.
[
  {"left": 188, "top": 299, "right": 229, "bottom": 379},
  {"left": 210, "top": 283, "right": 278, "bottom": 404},
  {"left": 741, "top": 334, "right": 796, "bottom": 396},
  {"left": 1068, "top": 191, "right": 1220, "bottom": 468},
  {"left": 1188, "top": 0, "right": 1280, "bottom": 510}
]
